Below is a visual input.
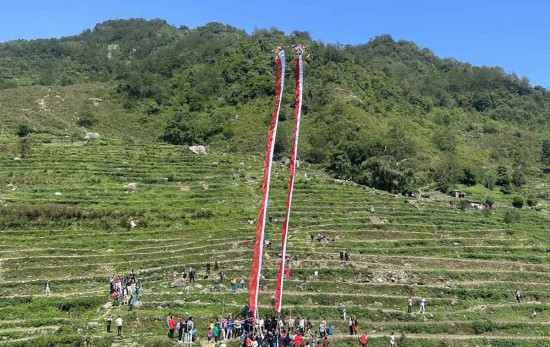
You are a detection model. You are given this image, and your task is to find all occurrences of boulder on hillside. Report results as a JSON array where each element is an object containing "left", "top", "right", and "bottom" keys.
[
  {"left": 172, "top": 279, "right": 188, "bottom": 287},
  {"left": 125, "top": 183, "right": 138, "bottom": 194},
  {"left": 85, "top": 132, "right": 100, "bottom": 139},
  {"left": 211, "top": 284, "right": 227, "bottom": 291},
  {"left": 189, "top": 145, "right": 208, "bottom": 155}
]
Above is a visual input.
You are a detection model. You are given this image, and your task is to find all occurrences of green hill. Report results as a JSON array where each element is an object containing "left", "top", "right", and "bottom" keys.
[
  {"left": 0, "top": 18, "right": 549, "bottom": 346},
  {"left": 1, "top": 18, "right": 550, "bottom": 198}
]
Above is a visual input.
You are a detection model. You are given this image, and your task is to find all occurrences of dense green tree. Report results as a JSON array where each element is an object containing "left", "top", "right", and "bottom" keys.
[
  {"left": 496, "top": 166, "right": 513, "bottom": 193},
  {"left": 542, "top": 139, "right": 550, "bottom": 167}
]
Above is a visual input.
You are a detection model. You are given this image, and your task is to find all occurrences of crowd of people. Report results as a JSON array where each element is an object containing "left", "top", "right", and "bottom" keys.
[
  {"left": 203, "top": 314, "right": 336, "bottom": 347},
  {"left": 110, "top": 270, "right": 141, "bottom": 311},
  {"left": 99, "top": 262, "right": 525, "bottom": 346}
]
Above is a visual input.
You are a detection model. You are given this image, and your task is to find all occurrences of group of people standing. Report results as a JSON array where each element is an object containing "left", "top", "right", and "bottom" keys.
[
  {"left": 166, "top": 313, "right": 196, "bottom": 343},
  {"left": 205, "top": 314, "right": 333, "bottom": 347},
  {"left": 110, "top": 270, "right": 141, "bottom": 311}
]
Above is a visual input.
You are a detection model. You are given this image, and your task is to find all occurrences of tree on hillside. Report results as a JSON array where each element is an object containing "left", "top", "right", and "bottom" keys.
[
  {"left": 542, "top": 139, "right": 550, "bottom": 167},
  {"left": 496, "top": 166, "right": 513, "bottom": 193}
]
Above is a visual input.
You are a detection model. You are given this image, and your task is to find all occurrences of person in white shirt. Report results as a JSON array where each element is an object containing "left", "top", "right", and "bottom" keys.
[
  {"left": 288, "top": 317, "right": 295, "bottom": 333},
  {"left": 116, "top": 316, "right": 123, "bottom": 336},
  {"left": 419, "top": 297, "right": 426, "bottom": 314},
  {"left": 258, "top": 317, "right": 265, "bottom": 335},
  {"left": 390, "top": 331, "right": 396, "bottom": 347}
]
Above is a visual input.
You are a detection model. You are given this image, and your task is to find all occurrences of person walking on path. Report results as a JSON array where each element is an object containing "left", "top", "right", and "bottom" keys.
[
  {"left": 515, "top": 290, "right": 521, "bottom": 303},
  {"left": 418, "top": 297, "right": 426, "bottom": 314},
  {"left": 389, "top": 332, "right": 396, "bottom": 347},
  {"left": 106, "top": 315, "right": 112, "bottom": 333},
  {"left": 128, "top": 294, "right": 134, "bottom": 311},
  {"left": 116, "top": 315, "right": 123, "bottom": 336},
  {"left": 323, "top": 337, "right": 329, "bottom": 347},
  {"left": 348, "top": 316, "right": 353, "bottom": 335},
  {"left": 240, "top": 277, "right": 245, "bottom": 290},
  {"left": 407, "top": 298, "right": 412, "bottom": 314}
]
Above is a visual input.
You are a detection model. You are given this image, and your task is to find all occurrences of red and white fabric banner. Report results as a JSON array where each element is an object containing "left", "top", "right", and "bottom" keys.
[
  {"left": 249, "top": 50, "right": 286, "bottom": 320},
  {"left": 275, "top": 53, "right": 303, "bottom": 312}
]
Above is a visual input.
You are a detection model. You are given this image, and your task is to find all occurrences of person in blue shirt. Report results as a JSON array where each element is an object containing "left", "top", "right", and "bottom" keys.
[{"left": 227, "top": 318, "right": 233, "bottom": 339}]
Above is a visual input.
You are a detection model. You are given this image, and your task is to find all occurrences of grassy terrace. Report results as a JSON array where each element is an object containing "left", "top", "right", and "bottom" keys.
[{"left": 0, "top": 135, "right": 549, "bottom": 346}]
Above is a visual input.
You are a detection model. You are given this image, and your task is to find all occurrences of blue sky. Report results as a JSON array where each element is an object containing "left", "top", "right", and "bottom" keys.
[{"left": 1, "top": 0, "right": 549, "bottom": 87}]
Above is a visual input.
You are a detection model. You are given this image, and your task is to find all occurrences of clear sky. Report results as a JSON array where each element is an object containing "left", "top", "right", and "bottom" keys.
[{"left": 1, "top": 0, "right": 549, "bottom": 87}]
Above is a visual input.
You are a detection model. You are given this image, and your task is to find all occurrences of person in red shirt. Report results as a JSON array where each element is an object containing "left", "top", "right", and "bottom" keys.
[
  {"left": 294, "top": 332, "right": 303, "bottom": 347},
  {"left": 323, "top": 337, "right": 329, "bottom": 347},
  {"left": 168, "top": 316, "right": 175, "bottom": 339},
  {"left": 360, "top": 333, "right": 367, "bottom": 347}
]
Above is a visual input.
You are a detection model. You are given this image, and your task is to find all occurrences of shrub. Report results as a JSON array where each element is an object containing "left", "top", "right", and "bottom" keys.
[
  {"left": 472, "top": 319, "right": 493, "bottom": 334},
  {"left": 512, "top": 196, "right": 524, "bottom": 208},
  {"left": 457, "top": 200, "right": 469, "bottom": 211},
  {"left": 485, "top": 196, "right": 494, "bottom": 208},
  {"left": 526, "top": 197, "right": 537, "bottom": 207},
  {"left": 77, "top": 111, "right": 98, "bottom": 128},
  {"left": 504, "top": 210, "right": 520, "bottom": 224},
  {"left": 17, "top": 124, "right": 32, "bottom": 137},
  {"left": 460, "top": 167, "right": 477, "bottom": 186}
]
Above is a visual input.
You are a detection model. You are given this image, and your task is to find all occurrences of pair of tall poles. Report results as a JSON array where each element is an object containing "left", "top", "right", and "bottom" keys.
[{"left": 248, "top": 45, "right": 306, "bottom": 320}]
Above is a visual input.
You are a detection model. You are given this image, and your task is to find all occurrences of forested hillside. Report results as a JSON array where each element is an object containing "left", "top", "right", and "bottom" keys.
[{"left": 1, "top": 18, "right": 549, "bottom": 200}]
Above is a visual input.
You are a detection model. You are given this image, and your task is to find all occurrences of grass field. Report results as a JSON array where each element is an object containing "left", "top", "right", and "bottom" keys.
[{"left": 0, "top": 132, "right": 549, "bottom": 347}]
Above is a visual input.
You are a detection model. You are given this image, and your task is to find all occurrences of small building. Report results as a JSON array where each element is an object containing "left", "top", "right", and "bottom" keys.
[
  {"left": 468, "top": 200, "right": 485, "bottom": 210},
  {"left": 449, "top": 190, "right": 466, "bottom": 199}
]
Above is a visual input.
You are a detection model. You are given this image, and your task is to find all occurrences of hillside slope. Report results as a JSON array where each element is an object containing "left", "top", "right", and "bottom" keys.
[
  {"left": 0, "top": 136, "right": 548, "bottom": 346},
  {"left": 1, "top": 19, "right": 550, "bottom": 198}
]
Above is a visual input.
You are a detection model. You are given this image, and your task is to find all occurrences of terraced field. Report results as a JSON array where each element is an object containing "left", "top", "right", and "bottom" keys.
[{"left": 0, "top": 134, "right": 548, "bottom": 346}]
